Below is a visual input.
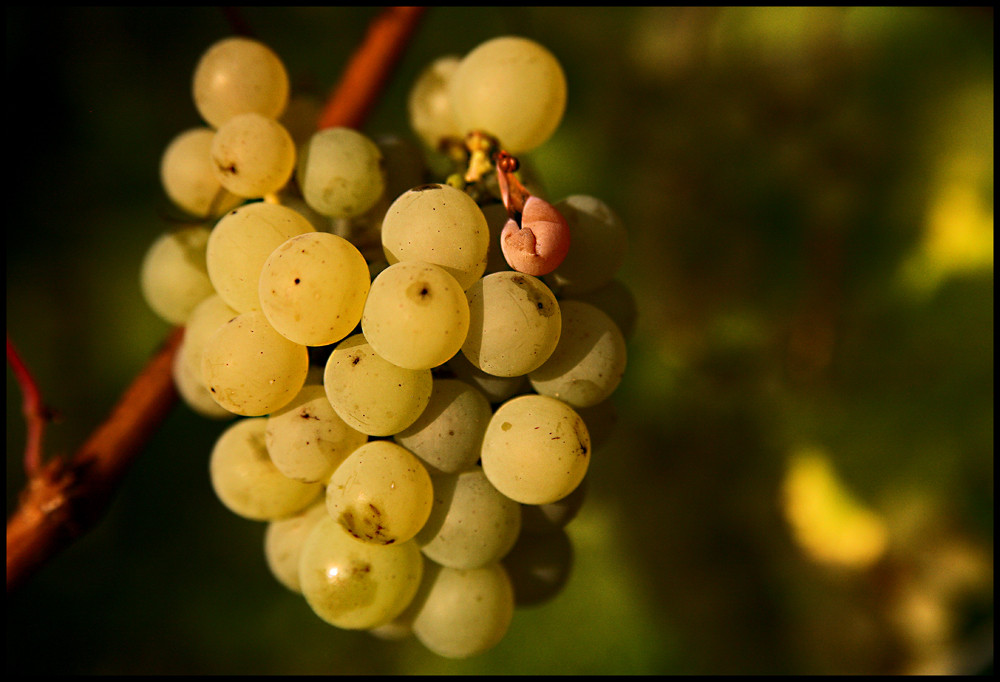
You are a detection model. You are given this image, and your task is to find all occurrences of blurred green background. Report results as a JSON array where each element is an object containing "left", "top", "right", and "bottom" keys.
[{"left": 5, "top": 6, "right": 993, "bottom": 675}]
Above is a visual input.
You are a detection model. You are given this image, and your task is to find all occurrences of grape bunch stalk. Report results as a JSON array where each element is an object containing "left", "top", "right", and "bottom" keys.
[{"left": 137, "top": 24, "right": 635, "bottom": 660}]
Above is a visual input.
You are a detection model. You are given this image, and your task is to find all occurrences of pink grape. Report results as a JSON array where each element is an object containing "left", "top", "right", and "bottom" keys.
[{"left": 499, "top": 195, "right": 570, "bottom": 277}]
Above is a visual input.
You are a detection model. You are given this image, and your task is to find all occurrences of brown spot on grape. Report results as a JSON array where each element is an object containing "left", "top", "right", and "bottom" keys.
[
  {"left": 509, "top": 274, "right": 555, "bottom": 317},
  {"left": 407, "top": 281, "right": 433, "bottom": 303},
  {"left": 412, "top": 183, "right": 443, "bottom": 192},
  {"left": 339, "top": 503, "right": 391, "bottom": 544},
  {"left": 573, "top": 417, "right": 589, "bottom": 457}
]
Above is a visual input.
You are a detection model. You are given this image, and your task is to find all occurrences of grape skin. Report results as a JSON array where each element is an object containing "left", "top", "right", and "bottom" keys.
[
  {"left": 326, "top": 440, "right": 434, "bottom": 546},
  {"left": 298, "top": 516, "right": 424, "bottom": 630},
  {"left": 323, "top": 333, "right": 433, "bottom": 437},
  {"left": 258, "top": 231, "right": 371, "bottom": 347},
  {"left": 362, "top": 261, "right": 470, "bottom": 371},
  {"left": 173, "top": 339, "right": 236, "bottom": 420},
  {"left": 462, "top": 271, "right": 562, "bottom": 377},
  {"left": 416, "top": 469, "right": 522, "bottom": 570},
  {"left": 449, "top": 36, "right": 567, "bottom": 154},
  {"left": 209, "top": 418, "right": 322, "bottom": 521},
  {"left": 206, "top": 202, "right": 316, "bottom": 313},
  {"left": 201, "top": 309, "right": 309, "bottom": 417},
  {"left": 160, "top": 127, "right": 243, "bottom": 218},
  {"left": 528, "top": 300, "right": 628, "bottom": 408},
  {"left": 210, "top": 113, "right": 297, "bottom": 199},
  {"left": 264, "top": 500, "right": 328, "bottom": 593},
  {"left": 297, "top": 127, "right": 386, "bottom": 219},
  {"left": 480, "top": 394, "right": 590, "bottom": 505},
  {"left": 182, "top": 294, "right": 239, "bottom": 384},
  {"left": 140, "top": 226, "right": 215, "bottom": 326},
  {"left": 380, "top": 183, "right": 489, "bottom": 291},
  {"left": 407, "top": 55, "right": 463, "bottom": 151},
  {"left": 193, "top": 36, "right": 290, "bottom": 129},
  {"left": 393, "top": 378, "right": 493, "bottom": 475},
  {"left": 411, "top": 561, "right": 515, "bottom": 659},
  {"left": 265, "top": 382, "right": 367, "bottom": 483}
]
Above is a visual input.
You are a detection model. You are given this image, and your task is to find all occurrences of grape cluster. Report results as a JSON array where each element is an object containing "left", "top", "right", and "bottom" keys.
[{"left": 140, "top": 33, "right": 635, "bottom": 660}]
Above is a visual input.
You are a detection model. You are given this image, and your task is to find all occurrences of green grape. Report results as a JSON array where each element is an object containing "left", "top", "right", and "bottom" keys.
[
  {"left": 543, "top": 195, "right": 627, "bottom": 295},
  {"left": 192, "top": 36, "right": 290, "bottom": 129},
  {"left": 394, "top": 379, "right": 492, "bottom": 475},
  {"left": 160, "top": 127, "right": 243, "bottom": 218},
  {"left": 206, "top": 202, "right": 316, "bottom": 313},
  {"left": 266, "top": 382, "right": 368, "bottom": 483},
  {"left": 323, "top": 333, "right": 432, "bottom": 437},
  {"left": 181, "top": 294, "right": 239, "bottom": 383},
  {"left": 258, "top": 231, "right": 371, "bottom": 347},
  {"left": 565, "top": 278, "right": 638, "bottom": 340},
  {"left": 444, "top": 351, "right": 529, "bottom": 405},
  {"left": 528, "top": 300, "right": 628, "bottom": 408},
  {"left": 462, "top": 271, "right": 562, "bottom": 377},
  {"left": 411, "top": 561, "right": 515, "bottom": 659},
  {"left": 326, "top": 440, "right": 434, "bottom": 546},
  {"left": 263, "top": 500, "right": 328, "bottom": 593},
  {"left": 173, "top": 338, "right": 235, "bottom": 420},
  {"left": 480, "top": 394, "right": 590, "bottom": 505},
  {"left": 140, "top": 226, "right": 215, "bottom": 325},
  {"left": 209, "top": 417, "right": 322, "bottom": 521},
  {"left": 297, "top": 127, "right": 385, "bottom": 219},
  {"left": 417, "top": 468, "right": 522, "bottom": 570},
  {"left": 407, "top": 55, "right": 463, "bottom": 151},
  {"left": 381, "top": 183, "right": 489, "bottom": 291},
  {"left": 299, "top": 515, "right": 424, "bottom": 630},
  {"left": 201, "top": 309, "right": 309, "bottom": 417},
  {"left": 449, "top": 36, "right": 567, "bottom": 154},
  {"left": 210, "top": 113, "right": 296, "bottom": 199},
  {"left": 362, "top": 261, "right": 470, "bottom": 370}
]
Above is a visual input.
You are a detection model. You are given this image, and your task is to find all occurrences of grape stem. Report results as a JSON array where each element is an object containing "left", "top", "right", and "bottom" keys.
[
  {"left": 495, "top": 150, "right": 530, "bottom": 221},
  {"left": 6, "top": 5, "right": 428, "bottom": 594}
]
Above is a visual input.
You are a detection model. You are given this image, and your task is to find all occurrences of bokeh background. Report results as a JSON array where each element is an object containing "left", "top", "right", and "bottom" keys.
[{"left": 6, "top": 6, "right": 993, "bottom": 675}]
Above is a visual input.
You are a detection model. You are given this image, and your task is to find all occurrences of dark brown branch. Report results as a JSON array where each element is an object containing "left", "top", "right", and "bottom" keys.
[{"left": 6, "top": 6, "right": 428, "bottom": 594}]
